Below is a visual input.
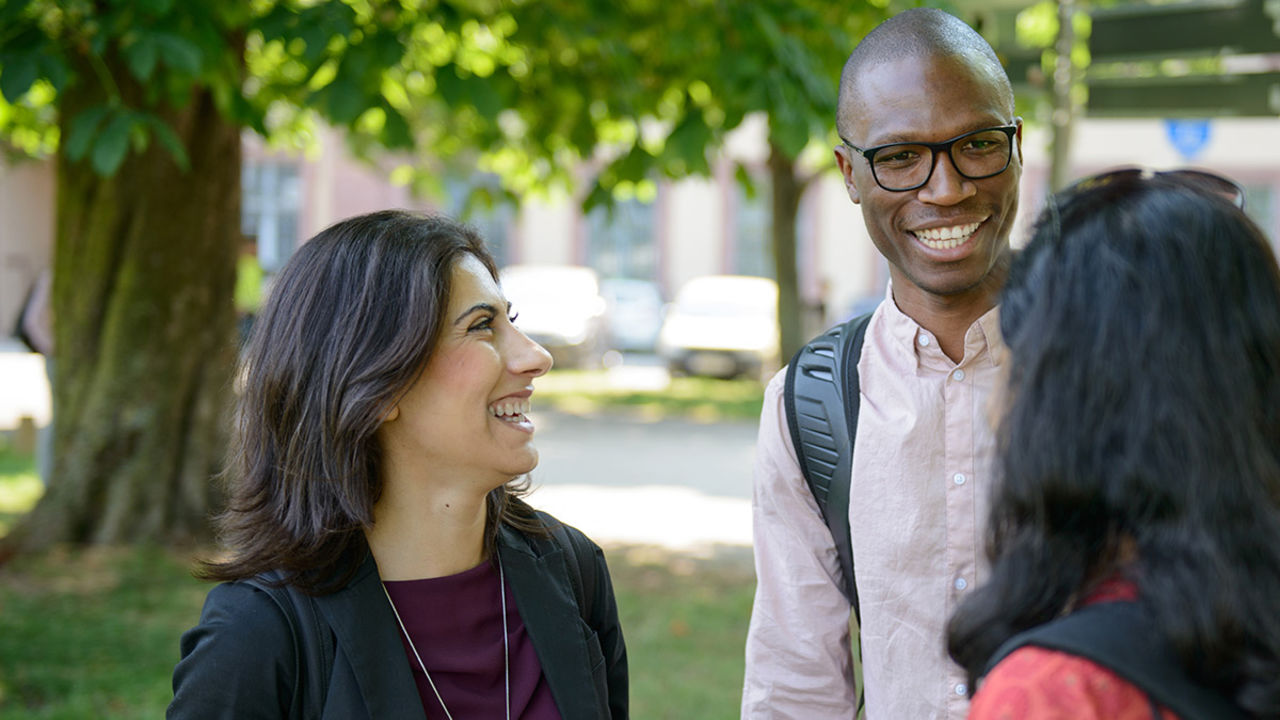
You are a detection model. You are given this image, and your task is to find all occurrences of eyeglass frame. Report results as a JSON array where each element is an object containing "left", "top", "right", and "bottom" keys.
[{"left": 838, "top": 124, "right": 1020, "bottom": 192}]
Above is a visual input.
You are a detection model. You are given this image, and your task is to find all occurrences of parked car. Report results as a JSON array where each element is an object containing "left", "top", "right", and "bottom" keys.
[
  {"left": 499, "top": 264, "right": 609, "bottom": 369},
  {"left": 599, "top": 278, "right": 665, "bottom": 353},
  {"left": 658, "top": 275, "right": 780, "bottom": 380}
]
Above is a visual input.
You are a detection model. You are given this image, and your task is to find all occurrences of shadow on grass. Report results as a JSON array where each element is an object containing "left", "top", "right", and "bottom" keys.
[{"left": 0, "top": 542, "right": 756, "bottom": 719}]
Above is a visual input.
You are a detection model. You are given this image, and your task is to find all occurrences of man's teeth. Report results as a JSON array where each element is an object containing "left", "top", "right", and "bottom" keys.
[
  {"left": 914, "top": 222, "right": 981, "bottom": 249},
  {"left": 491, "top": 399, "right": 532, "bottom": 419}
]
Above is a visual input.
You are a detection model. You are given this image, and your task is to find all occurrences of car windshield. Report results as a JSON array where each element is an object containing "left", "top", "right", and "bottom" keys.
[{"left": 675, "top": 278, "right": 775, "bottom": 317}]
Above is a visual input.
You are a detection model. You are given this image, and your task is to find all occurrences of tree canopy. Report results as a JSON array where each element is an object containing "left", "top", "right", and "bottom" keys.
[{"left": 0, "top": 0, "right": 892, "bottom": 549}]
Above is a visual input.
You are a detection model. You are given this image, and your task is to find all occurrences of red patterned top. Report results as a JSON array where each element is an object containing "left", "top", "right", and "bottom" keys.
[{"left": 968, "top": 577, "right": 1179, "bottom": 720}]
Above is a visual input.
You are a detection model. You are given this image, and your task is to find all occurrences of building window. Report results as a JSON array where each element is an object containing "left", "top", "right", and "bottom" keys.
[
  {"left": 585, "top": 198, "right": 657, "bottom": 279},
  {"left": 727, "top": 170, "right": 773, "bottom": 278},
  {"left": 730, "top": 175, "right": 773, "bottom": 278},
  {"left": 241, "top": 160, "right": 301, "bottom": 272}
]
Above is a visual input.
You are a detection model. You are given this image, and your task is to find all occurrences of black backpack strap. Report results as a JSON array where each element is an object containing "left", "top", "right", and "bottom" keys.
[
  {"left": 541, "top": 513, "right": 596, "bottom": 624},
  {"left": 244, "top": 574, "right": 335, "bottom": 718},
  {"left": 783, "top": 311, "right": 873, "bottom": 616},
  {"left": 985, "top": 602, "right": 1247, "bottom": 720}
]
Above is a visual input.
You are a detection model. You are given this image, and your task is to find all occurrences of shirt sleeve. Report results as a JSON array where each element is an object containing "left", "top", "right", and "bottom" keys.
[
  {"left": 167, "top": 582, "right": 296, "bottom": 720},
  {"left": 741, "top": 370, "right": 857, "bottom": 719},
  {"left": 970, "top": 646, "right": 1179, "bottom": 720}
]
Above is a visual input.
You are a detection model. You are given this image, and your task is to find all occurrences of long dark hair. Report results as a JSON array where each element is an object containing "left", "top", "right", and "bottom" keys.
[
  {"left": 201, "top": 210, "right": 542, "bottom": 594},
  {"left": 947, "top": 176, "right": 1280, "bottom": 714}
]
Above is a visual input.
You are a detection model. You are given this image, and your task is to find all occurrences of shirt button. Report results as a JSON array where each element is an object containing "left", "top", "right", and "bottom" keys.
[
  {"left": 952, "top": 369, "right": 965, "bottom": 382},
  {"left": 955, "top": 683, "right": 968, "bottom": 696},
  {"left": 955, "top": 577, "right": 968, "bottom": 591},
  {"left": 953, "top": 473, "right": 966, "bottom": 485},
  {"left": 918, "top": 334, "right": 931, "bottom": 347}
]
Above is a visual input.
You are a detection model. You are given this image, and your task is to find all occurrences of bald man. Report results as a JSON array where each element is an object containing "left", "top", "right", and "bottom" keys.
[{"left": 743, "top": 9, "right": 1021, "bottom": 718}]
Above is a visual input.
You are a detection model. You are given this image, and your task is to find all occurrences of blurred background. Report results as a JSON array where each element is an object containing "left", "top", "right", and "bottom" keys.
[{"left": 2, "top": 0, "right": 1279, "bottom": 716}]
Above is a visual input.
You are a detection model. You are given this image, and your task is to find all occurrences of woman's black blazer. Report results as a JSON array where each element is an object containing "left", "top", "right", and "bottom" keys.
[{"left": 167, "top": 518, "right": 628, "bottom": 719}]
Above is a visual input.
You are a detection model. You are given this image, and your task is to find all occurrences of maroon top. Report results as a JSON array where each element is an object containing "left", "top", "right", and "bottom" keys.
[{"left": 383, "top": 560, "right": 562, "bottom": 719}]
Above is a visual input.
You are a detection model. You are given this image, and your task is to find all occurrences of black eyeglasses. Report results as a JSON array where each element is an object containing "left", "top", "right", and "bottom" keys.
[
  {"left": 840, "top": 124, "right": 1019, "bottom": 192},
  {"left": 1060, "top": 167, "right": 1245, "bottom": 210}
]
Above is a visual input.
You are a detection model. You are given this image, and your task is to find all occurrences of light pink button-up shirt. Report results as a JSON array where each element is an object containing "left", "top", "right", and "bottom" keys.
[{"left": 743, "top": 292, "right": 1003, "bottom": 720}]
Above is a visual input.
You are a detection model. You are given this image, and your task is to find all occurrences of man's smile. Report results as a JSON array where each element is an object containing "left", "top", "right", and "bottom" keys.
[{"left": 910, "top": 221, "right": 983, "bottom": 250}]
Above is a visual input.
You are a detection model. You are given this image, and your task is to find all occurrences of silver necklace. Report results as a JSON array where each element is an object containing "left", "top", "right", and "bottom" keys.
[{"left": 382, "top": 558, "right": 511, "bottom": 720}]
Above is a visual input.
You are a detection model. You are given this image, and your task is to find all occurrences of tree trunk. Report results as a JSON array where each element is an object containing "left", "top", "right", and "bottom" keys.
[
  {"left": 5, "top": 55, "right": 240, "bottom": 553},
  {"left": 1049, "top": 0, "right": 1077, "bottom": 192},
  {"left": 768, "top": 139, "right": 804, "bottom": 362}
]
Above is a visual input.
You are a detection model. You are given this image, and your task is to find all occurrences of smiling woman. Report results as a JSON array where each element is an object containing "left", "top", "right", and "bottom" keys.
[{"left": 167, "top": 210, "right": 628, "bottom": 720}]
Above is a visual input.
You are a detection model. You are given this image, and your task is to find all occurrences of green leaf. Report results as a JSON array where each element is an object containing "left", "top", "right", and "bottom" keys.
[
  {"left": 229, "top": 93, "right": 267, "bottom": 136},
  {"left": 581, "top": 182, "right": 614, "bottom": 215},
  {"left": 136, "top": 0, "right": 175, "bottom": 14},
  {"left": 323, "top": 76, "right": 367, "bottom": 125},
  {"left": 735, "top": 163, "right": 758, "bottom": 201},
  {"left": 124, "top": 36, "right": 159, "bottom": 82},
  {"left": 38, "top": 53, "right": 70, "bottom": 93},
  {"left": 0, "top": 55, "right": 39, "bottom": 103},
  {"left": 0, "top": 0, "right": 34, "bottom": 26},
  {"left": 766, "top": 73, "right": 811, "bottom": 159},
  {"left": 663, "top": 110, "right": 712, "bottom": 176},
  {"left": 153, "top": 32, "right": 203, "bottom": 75},
  {"left": 91, "top": 113, "right": 134, "bottom": 176},
  {"left": 380, "top": 105, "right": 413, "bottom": 149},
  {"left": 435, "top": 66, "right": 466, "bottom": 106},
  {"left": 64, "top": 106, "right": 109, "bottom": 162},
  {"left": 612, "top": 144, "right": 653, "bottom": 183},
  {"left": 469, "top": 77, "right": 503, "bottom": 118},
  {"left": 145, "top": 116, "right": 190, "bottom": 171}
]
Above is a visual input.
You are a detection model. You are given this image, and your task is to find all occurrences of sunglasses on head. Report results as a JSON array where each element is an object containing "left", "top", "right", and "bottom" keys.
[
  {"left": 1062, "top": 167, "right": 1245, "bottom": 210},
  {"left": 1042, "top": 167, "right": 1246, "bottom": 252}
]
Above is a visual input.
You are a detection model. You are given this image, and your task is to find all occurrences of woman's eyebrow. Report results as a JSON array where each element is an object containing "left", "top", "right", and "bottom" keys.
[{"left": 453, "top": 302, "right": 499, "bottom": 325}]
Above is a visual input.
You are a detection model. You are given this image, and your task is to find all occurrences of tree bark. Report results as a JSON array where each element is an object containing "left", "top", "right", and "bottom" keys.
[
  {"left": 1049, "top": 0, "right": 1077, "bottom": 192},
  {"left": 5, "top": 54, "right": 240, "bottom": 553},
  {"left": 768, "top": 139, "right": 804, "bottom": 362}
]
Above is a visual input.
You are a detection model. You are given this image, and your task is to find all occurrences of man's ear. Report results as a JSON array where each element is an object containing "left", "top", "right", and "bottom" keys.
[
  {"left": 834, "top": 145, "right": 862, "bottom": 205},
  {"left": 1014, "top": 117, "right": 1024, "bottom": 164}
]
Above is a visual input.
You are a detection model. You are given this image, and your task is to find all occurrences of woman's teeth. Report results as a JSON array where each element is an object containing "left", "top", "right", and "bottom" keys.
[
  {"left": 490, "top": 399, "right": 532, "bottom": 420},
  {"left": 914, "top": 222, "right": 980, "bottom": 250}
]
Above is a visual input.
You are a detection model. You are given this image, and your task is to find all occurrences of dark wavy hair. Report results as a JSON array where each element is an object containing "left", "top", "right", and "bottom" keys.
[
  {"left": 947, "top": 175, "right": 1280, "bottom": 714},
  {"left": 201, "top": 210, "right": 542, "bottom": 594}
]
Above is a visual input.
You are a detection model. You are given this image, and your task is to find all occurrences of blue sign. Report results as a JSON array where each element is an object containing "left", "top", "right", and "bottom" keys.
[{"left": 1164, "top": 119, "right": 1212, "bottom": 161}]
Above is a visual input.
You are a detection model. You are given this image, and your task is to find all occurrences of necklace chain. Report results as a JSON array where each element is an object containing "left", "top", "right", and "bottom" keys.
[{"left": 382, "top": 557, "right": 511, "bottom": 720}]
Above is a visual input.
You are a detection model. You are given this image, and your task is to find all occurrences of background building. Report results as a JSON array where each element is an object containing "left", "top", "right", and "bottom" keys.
[{"left": 5, "top": 115, "right": 1279, "bottom": 340}]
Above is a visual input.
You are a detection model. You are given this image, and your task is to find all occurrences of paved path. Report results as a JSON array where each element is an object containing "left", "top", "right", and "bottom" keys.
[{"left": 527, "top": 408, "right": 757, "bottom": 551}]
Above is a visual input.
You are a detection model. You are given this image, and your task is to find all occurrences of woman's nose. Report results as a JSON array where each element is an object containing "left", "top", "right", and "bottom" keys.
[{"left": 509, "top": 327, "right": 553, "bottom": 376}]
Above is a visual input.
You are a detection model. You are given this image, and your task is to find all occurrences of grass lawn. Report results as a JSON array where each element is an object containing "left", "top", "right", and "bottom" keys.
[
  {"left": 0, "top": 446, "right": 757, "bottom": 719},
  {"left": 536, "top": 368, "right": 765, "bottom": 423}
]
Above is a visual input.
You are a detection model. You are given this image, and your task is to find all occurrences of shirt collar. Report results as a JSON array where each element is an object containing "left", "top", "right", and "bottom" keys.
[{"left": 880, "top": 280, "right": 1005, "bottom": 371}]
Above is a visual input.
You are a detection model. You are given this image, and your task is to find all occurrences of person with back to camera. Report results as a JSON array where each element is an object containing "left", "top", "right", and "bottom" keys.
[
  {"left": 947, "top": 169, "right": 1280, "bottom": 719},
  {"left": 168, "top": 210, "right": 628, "bottom": 719},
  {"left": 743, "top": 8, "right": 1021, "bottom": 718}
]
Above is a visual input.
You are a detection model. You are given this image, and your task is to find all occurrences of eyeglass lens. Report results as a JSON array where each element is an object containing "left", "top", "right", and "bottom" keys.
[{"left": 871, "top": 128, "right": 1014, "bottom": 191}]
